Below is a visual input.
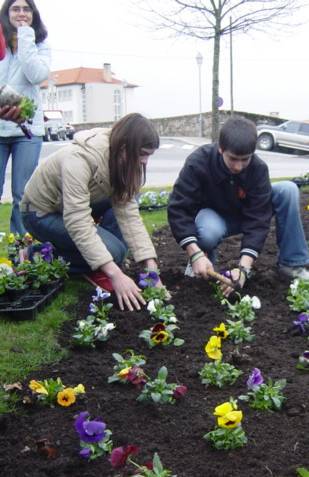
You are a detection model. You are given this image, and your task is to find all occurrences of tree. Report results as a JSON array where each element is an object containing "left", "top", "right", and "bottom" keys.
[{"left": 133, "top": 0, "right": 301, "bottom": 140}]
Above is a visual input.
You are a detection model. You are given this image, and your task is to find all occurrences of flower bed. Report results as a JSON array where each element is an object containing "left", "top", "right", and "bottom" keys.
[{"left": 1, "top": 195, "right": 309, "bottom": 476}]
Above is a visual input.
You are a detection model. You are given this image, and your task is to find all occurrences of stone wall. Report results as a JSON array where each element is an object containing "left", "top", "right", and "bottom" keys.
[{"left": 73, "top": 110, "right": 287, "bottom": 137}]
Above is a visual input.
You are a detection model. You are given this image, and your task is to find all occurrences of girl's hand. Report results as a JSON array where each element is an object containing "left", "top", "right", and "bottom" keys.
[
  {"left": 102, "top": 261, "right": 145, "bottom": 311},
  {"left": 0, "top": 105, "right": 22, "bottom": 122}
]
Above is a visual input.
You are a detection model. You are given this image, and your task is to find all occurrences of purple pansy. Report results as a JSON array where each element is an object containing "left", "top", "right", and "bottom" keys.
[
  {"left": 41, "top": 242, "right": 53, "bottom": 263},
  {"left": 80, "top": 447, "right": 92, "bottom": 459},
  {"left": 75, "top": 411, "right": 106, "bottom": 443},
  {"left": 303, "top": 351, "right": 309, "bottom": 360},
  {"left": 92, "top": 287, "right": 111, "bottom": 303},
  {"left": 138, "top": 271, "right": 159, "bottom": 289},
  {"left": 293, "top": 313, "right": 309, "bottom": 335},
  {"left": 247, "top": 368, "right": 264, "bottom": 391}
]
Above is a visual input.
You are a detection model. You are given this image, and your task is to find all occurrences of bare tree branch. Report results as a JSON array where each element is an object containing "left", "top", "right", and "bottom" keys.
[{"left": 131, "top": 0, "right": 305, "bottom": 139}]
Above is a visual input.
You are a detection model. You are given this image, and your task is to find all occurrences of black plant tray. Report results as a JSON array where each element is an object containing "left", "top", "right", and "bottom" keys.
[{"left": 0, "top": 280, "right": 64, "bottom": 320}]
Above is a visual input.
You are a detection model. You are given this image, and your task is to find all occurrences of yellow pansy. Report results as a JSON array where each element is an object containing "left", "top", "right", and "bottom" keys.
[
  {"left": 8, "top": 233, "right": 15, "bottom": 244},
  {"left": 0, "top": 258, "right": 12, "bottom": 267},
  {"left": 29, "top": 379, "right": 48, "bottom": 395},
  {"left": 118, "top": 367, "right": 132, "bottom": 378},
  {"left": 214, "top": 401, "right": 235, "bottom": 417},
  {"left": 213, "top": 322, "right": 228, "bottom": 339},
  {"left": 73, "top": 384, "right": 85, "bottom": 394},
  {"left": 205, "top": 335, "right": 222, "bottom": 361},
  {"left": 151, "top": 330, "right": 169, "bottom": 345},
  {"left": 217, "top": 410, "right": 243, "bottom": 429},
  {"left": 57, "top": 388, "right": 76, "bottom": 407}
]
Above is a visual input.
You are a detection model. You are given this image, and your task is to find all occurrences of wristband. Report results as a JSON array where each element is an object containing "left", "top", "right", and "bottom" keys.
[{"left": 190, "top": 250, "right": 205, "bottom": 264}]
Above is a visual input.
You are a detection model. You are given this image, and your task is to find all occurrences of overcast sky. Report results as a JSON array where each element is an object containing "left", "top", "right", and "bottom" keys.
[{"left": 11, "top": 0, "right": 309, "bottom": 120}]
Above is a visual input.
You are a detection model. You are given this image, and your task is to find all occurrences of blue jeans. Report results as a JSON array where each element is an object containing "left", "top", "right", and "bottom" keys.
[
  {"left": 195, "top": 181, "right": 309, "bottom": 267},
  {"left": 21, "top": 199, "right": 128, "bottom": 274},
  {"left": 0, "top": 135, "right": 42, "bottom": 234}
]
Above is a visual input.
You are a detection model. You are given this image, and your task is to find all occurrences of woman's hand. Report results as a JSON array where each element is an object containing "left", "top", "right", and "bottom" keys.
[
  {"left": 102, "top": 262, "right": 146, "bottom": 311},
  {"left": 0, "top": 105, "right": 22, "bottom": 122}
]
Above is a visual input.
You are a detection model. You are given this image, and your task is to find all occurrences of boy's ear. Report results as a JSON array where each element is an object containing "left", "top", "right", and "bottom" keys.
[{"left": 218, "top": 147, "right": 223, "bottom": 154}]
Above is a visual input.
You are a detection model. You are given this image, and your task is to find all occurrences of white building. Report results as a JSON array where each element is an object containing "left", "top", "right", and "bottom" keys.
[{"left": 40, "top": 63, "right": 137, "bottom": 124}]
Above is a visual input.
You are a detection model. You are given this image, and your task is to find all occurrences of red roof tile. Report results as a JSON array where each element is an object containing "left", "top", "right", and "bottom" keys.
[{"left": 41, "top": 67, "right": 137, "bottom": 88}]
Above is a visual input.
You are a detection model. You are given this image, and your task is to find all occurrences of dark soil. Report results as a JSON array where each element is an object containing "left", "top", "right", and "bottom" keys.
[{"left": 1, "top": 193, "right": 309, "bottom": 477}]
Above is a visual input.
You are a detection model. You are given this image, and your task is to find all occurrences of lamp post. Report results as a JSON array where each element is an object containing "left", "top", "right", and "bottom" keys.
[{"left": 196, "top": 52, "right": 203, "bottom": 137}]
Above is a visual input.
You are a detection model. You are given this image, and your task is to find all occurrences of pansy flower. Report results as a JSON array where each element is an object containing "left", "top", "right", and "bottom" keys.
[
  {"left": 110, "top": 444, "right": 139, "bottom": 468},
  {"left": 57, "top": 388, "right": 76, "bottom": 407},
  {"left": 75, "top": 411, "right": 106, "bottom": 443},
  {"left": 29, "top": 379, "right": 48, "bottom": 395},
  {"left": 151, "top": 323, "right": 169, "bottom": 345},
  {"left": 205, "top": 335, "right": 222, "bottom": 361},
  {"left": 138, "top": 271, "right": 160, "bottom": 289},
  {"left": 213, "top": 322, "right": 228, "bottom": 339},
  {"left": 246, "top": 368, "right": 264, "bottom": 390}
]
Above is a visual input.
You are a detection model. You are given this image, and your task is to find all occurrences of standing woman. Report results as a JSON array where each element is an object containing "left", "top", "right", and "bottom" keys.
[
  {"left": 0, "top": 0, "right": 50, "bottom": 234},
  {"left": 21, "top": 113, "right": 164, "bottom": 311}
]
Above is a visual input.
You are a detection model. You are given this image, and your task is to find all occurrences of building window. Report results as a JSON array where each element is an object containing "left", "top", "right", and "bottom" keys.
[
  {"left": 63, "top": 111, "right": 73, "bottom": 122},
  {"left": 58, "top": 89, "right": 72, "bottom": 102},
  {"left": 114, "top": 89, "right": 121, "bottom": 120}
]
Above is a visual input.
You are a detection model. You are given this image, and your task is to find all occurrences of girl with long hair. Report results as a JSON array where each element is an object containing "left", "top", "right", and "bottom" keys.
[
  {"left": 0, "top": 0, "right": 51, "bottom": 233},
  {"left": 21, "top": 113, "right": 164, "bottom": 311}
]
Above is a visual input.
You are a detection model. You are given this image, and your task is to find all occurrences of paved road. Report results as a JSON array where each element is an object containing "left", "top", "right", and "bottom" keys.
[{"left": 2, "top": 138, "right": 309, "bottom": 200}]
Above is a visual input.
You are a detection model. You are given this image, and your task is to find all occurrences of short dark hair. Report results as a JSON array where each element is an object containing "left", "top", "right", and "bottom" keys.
[
  {"left": 0, "top": 0, "right": 48, "bottom": 45},
  {"left": 219, "top": 116, "right": 257, "bottom": 156},
  {"left": 109, "top": 113, "right": 160, "bottom": 202}
]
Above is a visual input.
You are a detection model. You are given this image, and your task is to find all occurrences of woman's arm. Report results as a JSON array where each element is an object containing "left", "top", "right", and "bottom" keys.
[{"left": 17, "top": 25, "right": 50, "bottom": 84}]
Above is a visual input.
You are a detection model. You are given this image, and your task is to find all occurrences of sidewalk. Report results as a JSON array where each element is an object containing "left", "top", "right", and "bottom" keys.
[{"left": 162, "top": 136, "right": 211, "bottom": 146}]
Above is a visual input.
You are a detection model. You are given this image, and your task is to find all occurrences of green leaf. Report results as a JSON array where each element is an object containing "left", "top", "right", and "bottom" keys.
[
  {"left": 173, "top": 338, "right": 185, "bottom": 346},
  {"left": 151, "top": 392, "right": 161, "bottom": 403},
  {"left": 297, "top": 468, "right": 309, "bottom": 477},
  {"left": 157, "top": 366, "right": 168, "bottom": 380}
]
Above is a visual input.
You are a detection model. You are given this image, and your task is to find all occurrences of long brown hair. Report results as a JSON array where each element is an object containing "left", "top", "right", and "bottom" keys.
[
  {"left": 0, "top": 0, "right": 48, "bottom": 45},
  {"left": 109, "top": 113, "right": 159, "bottom": 202}
]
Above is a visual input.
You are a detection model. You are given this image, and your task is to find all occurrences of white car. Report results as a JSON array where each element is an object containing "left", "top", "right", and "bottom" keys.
[{"left": 257, "top": 120, "right": 309, "bottom": 152}]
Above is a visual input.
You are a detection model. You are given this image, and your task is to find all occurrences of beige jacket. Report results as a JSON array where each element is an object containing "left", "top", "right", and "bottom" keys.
[{"left": 22, "top": 128, "right": 157, "bottom": 270}]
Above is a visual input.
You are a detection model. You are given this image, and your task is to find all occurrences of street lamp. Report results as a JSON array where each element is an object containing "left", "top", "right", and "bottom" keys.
[{"left": 196, "top": 52, "right": 203, "bottom": 137}]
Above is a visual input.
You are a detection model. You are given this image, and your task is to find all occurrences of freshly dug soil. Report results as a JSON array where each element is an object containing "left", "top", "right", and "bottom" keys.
[{"left": 1, "top": 193, "right": 309, "bottom": 477}]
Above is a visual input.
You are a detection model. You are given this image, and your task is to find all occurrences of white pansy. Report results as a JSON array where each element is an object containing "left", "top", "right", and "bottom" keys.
[
  {"left": 290, "top": 279, "right": 299, "bottom": 294},
  {"left": 147, "top": 299, "right": 162, "bottom": 313},
  {"left": 168, "top": 316, "right": 178, "bottom": 323},
  {"left": 251, "top": 296, "right": 261, "bottom": 309}
]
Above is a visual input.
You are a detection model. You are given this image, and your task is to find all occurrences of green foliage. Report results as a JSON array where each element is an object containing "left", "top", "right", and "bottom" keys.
[
  {"left": 287, "top": 278, "right": 309, "bottom": 312},
  {"left": 108, "top": 350, "right": 146, "bottom": 383},
  {"left": 226, "top": 319, "right": 255, "bottom": 344},
  {"left": 199, "top": 360, "right": 242, "bottom": 388},
  {"left": 297, "top": 468, "right": 309, "bottom": 477},
  {"left": 147, "top": 299, "right": 177, "bottom": 324},
  {"left": 72, "top": 316, "right": 115, "bottom": 348},
  {"left": 239, "top": 379, "right": 286, "bottom": 411},
  {"left": 204, "top": 426, "right": 247, "bottom": 450},
  {"left": 137, "top": 366, "right": 178, "bottom": 404},
  {"left": 19, "top": 96, "right": 37, "bottom": 120},
  {"left": 221, "top": 293, "right": 260, "bottom": 322},
  {"left": 142, "top": 286, "right": 169, "bottom": 302},
  {"left": 133, "top": 452, "right": 173, "bottom": 477}
]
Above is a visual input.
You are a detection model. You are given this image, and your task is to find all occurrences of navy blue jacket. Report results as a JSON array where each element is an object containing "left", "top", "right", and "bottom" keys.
[{"left": 168, "top": 144, "right": 273, "bottom": 260}]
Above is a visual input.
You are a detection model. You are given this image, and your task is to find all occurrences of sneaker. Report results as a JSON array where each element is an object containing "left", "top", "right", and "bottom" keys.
[
  {"left": 84, "top": 271, "right": 114, "bottom": 292},
  {"left": 184, "top": 261, "right": 195, "bottom": 277},
  {"left": 278, "top": 264, "right": 309, "bottom": 280}
]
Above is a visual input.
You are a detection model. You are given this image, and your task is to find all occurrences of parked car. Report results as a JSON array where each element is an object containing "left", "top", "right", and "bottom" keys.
[
  {"left": 257, "top": 120, "right": 309, "bottom": 152},
  {"left": 43, "top": 110, "right": 66, "bottom": 142},
  {"left": 65, "top": 123, "right": 75, "bottom": 140}
]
